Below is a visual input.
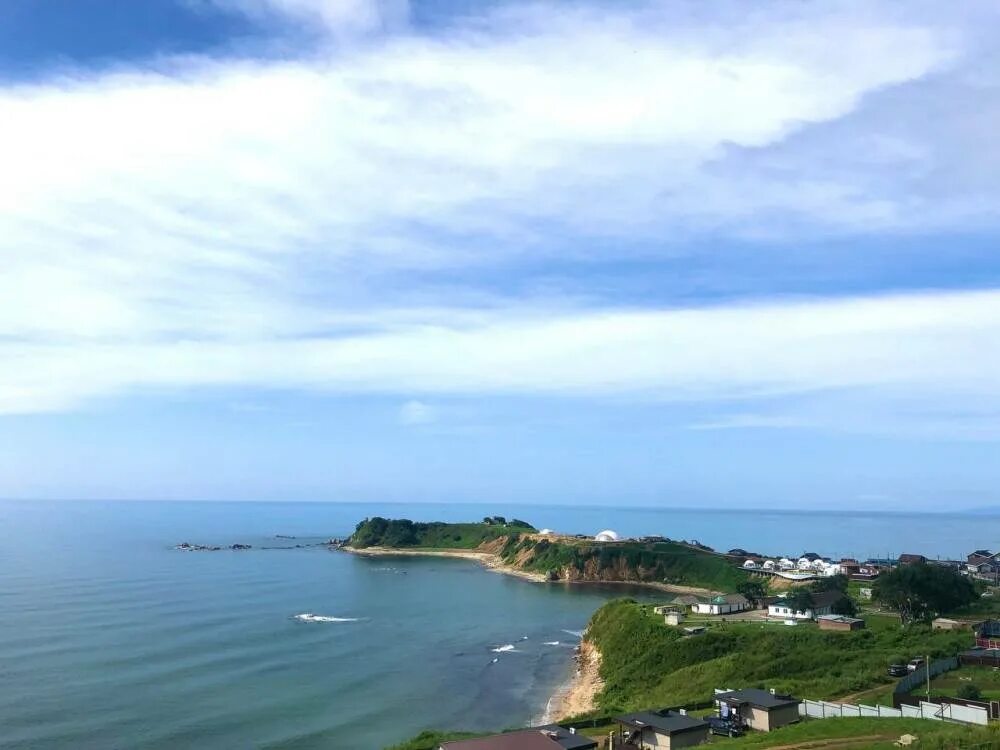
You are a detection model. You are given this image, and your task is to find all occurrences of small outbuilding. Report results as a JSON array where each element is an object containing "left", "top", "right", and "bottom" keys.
[
  {"left": 693, "top": 593, "right": 750, "bottom": 616},
  {"left": 615, "top": 709, "right": 709, "bottom": 750},
  {"left": 816, "top": 614, "right": 865, "bottom": 632},
  {"left": 714, "top": 688, "right": 801, "bottom": 732}
]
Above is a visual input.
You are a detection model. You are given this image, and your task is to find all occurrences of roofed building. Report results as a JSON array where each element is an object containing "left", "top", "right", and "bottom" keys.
[
  {"left": 898, "top": 553, "right": 927, "bottom": 565},
  {"left": 817, "top": 614, "right": 865, "bottom": 631},
  {"left": 615, "top": 709, "right": 709, "bottom": 749},
  {"left": 440, "top": 725, "right": 597, "bottom": 750},
  {"left": 693, "top": 593, "right": 750, "bottom": 616},
  {"left": 714, "top": 688, "right": 801, "bottom": 732},
  {"left": 767, "top": 590, "right": 848, "bottom": 620}
]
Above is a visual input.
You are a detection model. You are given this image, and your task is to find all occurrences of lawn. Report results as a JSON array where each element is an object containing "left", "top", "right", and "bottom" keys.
[
  {"left": 926, "top": 665, "right": 1000, "bottom": 701},
  {"left": 711, "top": 717, "right": 1000, "bottom": 749}
]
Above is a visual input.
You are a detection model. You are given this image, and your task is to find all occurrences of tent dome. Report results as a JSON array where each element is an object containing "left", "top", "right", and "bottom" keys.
[
  {"left": 595, "top": 529, "right": 621, "bottom": 542},
  {"left": 539, "top": 528, "right": 554, "bottom": 535}
]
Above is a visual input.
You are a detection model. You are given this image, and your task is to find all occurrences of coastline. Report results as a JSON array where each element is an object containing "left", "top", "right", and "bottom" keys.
[
  {"left": 339, "top": 545, "right": 549, "bottom": 583},
  {"left": 543, "top": 637, "right": 603, "bottom": 723},
  {"left": 340, "top": 546, "right": 721, "bottom": 595}
]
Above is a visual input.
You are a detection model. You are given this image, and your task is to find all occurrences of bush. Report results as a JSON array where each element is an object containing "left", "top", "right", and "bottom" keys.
[{"left": 957, "top": 683, "right": 982, "bottom": 700}]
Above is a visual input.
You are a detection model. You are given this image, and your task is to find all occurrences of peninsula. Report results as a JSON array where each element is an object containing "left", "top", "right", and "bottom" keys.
[{"left": 343, "top": 516, "right": 747, "bottom": 593}]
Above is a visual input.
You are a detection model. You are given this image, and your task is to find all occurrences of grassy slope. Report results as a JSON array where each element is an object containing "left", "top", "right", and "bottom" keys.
[
  {"left": 501, "top": 536, "right": 747, "bottom": 591},
  {"left": 928, "top": 664, "right": 1000, "bottom": 700},
  {"left": 384, "top": 730, "right": 484, "bottom": 750},
  {"left": 348, "top": 519, "right": 536, "bottom": 550},
  {"left": 586, "top": 600, "right": 975, "bottom": 712}
]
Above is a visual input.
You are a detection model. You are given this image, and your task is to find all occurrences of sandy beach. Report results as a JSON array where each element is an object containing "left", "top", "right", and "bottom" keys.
[
  {"left": 544, "top": 637, "right": 604, "bottom": 722},
  {"left": 339, "top": 545, "right": 550, "bottom": 582}
]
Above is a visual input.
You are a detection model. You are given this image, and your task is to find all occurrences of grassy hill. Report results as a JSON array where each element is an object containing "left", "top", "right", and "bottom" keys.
[
  {"left": 499, "top": 535, "right": 747, "bottom": 591},
  {"left": 586, "top": 599, "right": 975, "bottom": 711},
  {"left": 348, "top": 517, "right": 536, "bottom": 549}
]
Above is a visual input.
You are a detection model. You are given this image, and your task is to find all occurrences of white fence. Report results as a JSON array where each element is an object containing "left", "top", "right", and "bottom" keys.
[{"left": 800, "top": 699, "right": 988, "bottom": 726}]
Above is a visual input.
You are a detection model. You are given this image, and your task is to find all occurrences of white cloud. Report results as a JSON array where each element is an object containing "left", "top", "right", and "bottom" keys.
[
  {"left": 399, "top": 400, "right": 435, "bottom": 425},
  {"left": 201, "top": 0, "right": 409, "bottom": 33},
  {"left": 2, "top": 1, "right": 1000, "bottom": 438}
]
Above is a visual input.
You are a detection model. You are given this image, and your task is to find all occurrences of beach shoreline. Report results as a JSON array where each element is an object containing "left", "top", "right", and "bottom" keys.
[
  {"left": 340, "top": 545, "right": 721, "bottom": 595},
  {"left": 542, "top": 637, "right": 603, "bottom": 723}
]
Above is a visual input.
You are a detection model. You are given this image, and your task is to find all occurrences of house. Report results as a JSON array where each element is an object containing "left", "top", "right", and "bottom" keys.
[
  {"left": 975, "top": 620, "right": 1000, "bottom": 649},
  {"left": 663, "top": 610, "right": 685, "bottom": 627},
  {"left": 671, "top": 594, "right": 704, "bottom": 608},
  {"left": 969, "top": 561, "right": 998, "bottom": 577},
  {"left": 440, "top": 726, "right": 597, "bottom": 750},
  {"left": 714, "top": 688, "right": 801, "bottom": 732},
  {"left": 898, "top": 553, "right": 927, "bottom": 565},
  {"left": 817, "top": 614, "right": 865, "bottom": 631},
  {"left": 767, "top": 590, "right": 847, "bottom": 620},
  {"left": 693, "top": 593, "right": 750, "bottom": 616},
  {"left": 968, "top": 550, "right": 994, "bottom": 568},
  {"left": 840, "top": 561, "right": 880, "bottom": 580},
  {"left": 932, "top": 617, "right": 971, "bottom": 631},
  {"left": 615, "top": 709, "right": 709, "bottom": 749}
]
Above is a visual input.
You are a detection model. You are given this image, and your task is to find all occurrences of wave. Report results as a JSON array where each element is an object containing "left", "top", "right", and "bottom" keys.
[
  {"left": 293, "top": 613, "right": 361, "bottom": 623},
  {"left": 561, "top": 629, "right": 584, "bottom": 638},
  {"left": 491, "top": 644, "right": 516, "bottom": 653},
  {"left": 543, "top": 641, "right": 560, "bottom": 646}
]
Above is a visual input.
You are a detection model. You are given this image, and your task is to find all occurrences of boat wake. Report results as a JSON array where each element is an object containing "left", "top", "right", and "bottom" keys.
[
  {"left": 491, "top": 644, "right": 516, "bottom": 653},
  {"left": 293, "top": 613, "right": 361, "bottom": 623},
  {"left": 543, "top": 640, "right": 561, "bottom": 646}
]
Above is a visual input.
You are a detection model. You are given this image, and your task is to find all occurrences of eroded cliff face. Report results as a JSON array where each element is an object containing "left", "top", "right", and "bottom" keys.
[{"left": 560, "top": 556, "right": 660, "bottom": 582}]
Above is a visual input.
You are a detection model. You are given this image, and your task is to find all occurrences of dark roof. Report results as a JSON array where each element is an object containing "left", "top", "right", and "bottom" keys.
[
  {"left": 898, "top": 554, "right": 927, "bottom": 564},
  {"left": 971, "top": 550, "right": 993, "bottom": 558},
  {"left": 616, "top": 710, "right": 707, "bottom": 735},
  {"left": 531, "top": 725, "right": 598, "bottom": 750},
  {"left": 715, "top": 688, "right": 801, "bottom": 710},
  {"left": 440, "top": 730, "right": 567, "bottom": 750},
  {"left": 811, "top": 590, "right": 849, "bottom": 609}
]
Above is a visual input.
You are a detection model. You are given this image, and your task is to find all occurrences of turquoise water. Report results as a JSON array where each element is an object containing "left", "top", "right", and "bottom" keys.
[{"left": 1, "top": 500, "right": 997, "bottom": 749}]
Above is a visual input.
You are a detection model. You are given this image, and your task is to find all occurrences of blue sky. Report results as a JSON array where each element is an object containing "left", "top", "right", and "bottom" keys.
[{"left": 1, "top": 0, "right": 999, "bottom": 509}]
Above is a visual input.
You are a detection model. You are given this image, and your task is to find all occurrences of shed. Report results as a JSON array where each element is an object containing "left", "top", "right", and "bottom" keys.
[
  {"left": 816, "top": 614, "right": 865, "bottom": 631},
  {"left": 714, "top": 688, "right": 801, "bottom": 732},
  {"left": 615, "top": 709, "right": 708, "bottom": 750},
  {"left": 932, "top": 617, "right": 969, "bottom": 631}
]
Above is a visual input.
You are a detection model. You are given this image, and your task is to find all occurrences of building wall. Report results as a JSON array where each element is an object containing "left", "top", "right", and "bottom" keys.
[
  {"left": 767, "top": 704, "right": 801, "bottom": 730},
  {"left": 663, "top": 727, "right": 709, "bottom": 749}
]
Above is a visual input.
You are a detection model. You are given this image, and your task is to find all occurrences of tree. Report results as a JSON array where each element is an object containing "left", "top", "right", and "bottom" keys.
[
  {"left": 831, "top": 595, "right": 859, "bottom": 617},
  {"left": 872, "top": 562, "right": 978, "bottom": 624},
  {"left": 737, "top": 579, "right": 769, "bottom": 608},
  {"left": 957, "top": 683, "right": 982, "bottom": 701},
  {"left": 787, "top": 589, "right": 816, "bottom": 615},
  {"left": 811, "top": 574, "right": 849, "bottom": 593}
]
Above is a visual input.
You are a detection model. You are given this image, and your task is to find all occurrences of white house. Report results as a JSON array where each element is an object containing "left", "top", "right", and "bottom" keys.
[
  {"left": 767, "top": 590, "right": 845, "bottom": 620},
  {"left": 694, "top": 593, "right": 750, "bottom": 616}
]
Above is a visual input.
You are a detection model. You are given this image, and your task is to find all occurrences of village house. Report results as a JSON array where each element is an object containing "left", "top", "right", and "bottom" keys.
[
  {"left": 932, "top": 617, "right": 972, "bottom": 631},
  {"left": 898, "top": 553, "right": 927, "bottom": 565},
  {"left": 817, "top": 614, "right": 865, "bottom": 631},
  {"left": 714, "top": 689, "right": 802, "bottom": 732},
  {"left": 967, "top": 550, "right": 995, "bottom": 570},
  {"left": 767, "top": 590, "right": 846, "bottom": 620},
  {"left": 440, "top": 725, "right": 597, "bottom": 750},
  {"left": 615, "top": 709, "right": 709, "bottom": 749},
  {"left": 693, "top": 593, "right": 750, "bottom": 616}
]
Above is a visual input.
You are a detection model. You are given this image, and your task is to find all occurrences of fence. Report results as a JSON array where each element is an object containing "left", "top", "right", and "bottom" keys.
[
  {"left": 800, "top": 698, "right": 988, "bottom": 726},
  {"left": 893, "top": 656, "right": 959, "bottom": 696}
]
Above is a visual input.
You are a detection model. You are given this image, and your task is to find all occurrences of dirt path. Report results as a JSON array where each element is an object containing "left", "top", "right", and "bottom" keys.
[{"left": 762, "top": 734, "right": 888, "bottom": 750}]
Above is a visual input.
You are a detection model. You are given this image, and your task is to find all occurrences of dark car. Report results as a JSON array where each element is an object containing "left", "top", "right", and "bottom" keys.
[
  {"left": 707, "top": 717, "right": 744, "bottom": 737},
  {"left": 888, "top": 664, "right": 908, "bottom": 677}
]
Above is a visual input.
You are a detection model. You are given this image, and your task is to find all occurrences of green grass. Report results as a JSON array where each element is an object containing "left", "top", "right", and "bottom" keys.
[
  {"left": 586, "top": 600, "right": 975, "bottom": 712},
  {"left": 348, "top": 518, "right": 536, "bottom": 550},
  {"left": 504, "top": 538, "right": 748, "bottom": 591},
  {"left": 926, "top": 665, "right": 1000, "bottom": 701},
  {"left": 712, "top": 717, "right": 1000, "bottom": 749}
]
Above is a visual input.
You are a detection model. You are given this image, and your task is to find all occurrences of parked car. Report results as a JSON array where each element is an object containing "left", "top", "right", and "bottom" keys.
[
  {"left": 707, "top": 717, "right": 744, "bottom": 737},
  {"left": 907, "top": 658, "right": 926, "bottom": 672},
  {"left": 888, "top": 664, "right": 908, "bottom": 677}
]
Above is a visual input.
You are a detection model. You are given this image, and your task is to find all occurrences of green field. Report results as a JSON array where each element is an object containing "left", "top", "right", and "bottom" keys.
[
  {"left": 585, "top": 600, "right": 975, "bottom": 712},
  {"left": 927, "top": 665, "right": 1000, "bottom": 701},
  {"left": 348, "top": 517, "right": 536, "bottom": 549}
]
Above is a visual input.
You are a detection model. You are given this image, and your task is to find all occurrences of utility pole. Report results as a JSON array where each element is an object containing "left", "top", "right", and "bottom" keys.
[{"left": 926, "top": 654, "right": 931, "bottom": 701}]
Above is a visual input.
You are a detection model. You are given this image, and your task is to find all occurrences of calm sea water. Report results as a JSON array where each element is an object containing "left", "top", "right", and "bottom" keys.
[{"left": 1, "top": 500, "right": 997, "bottom": 749}]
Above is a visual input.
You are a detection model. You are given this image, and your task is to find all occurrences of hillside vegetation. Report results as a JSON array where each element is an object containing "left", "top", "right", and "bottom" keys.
[
  {"left": 586, "top": 600, "right": 974, "bottom": 712},
  {"left": 499, "top": 535, "right": 747, "bottom": 591},
  {"left": 349, "top": 517, "right": 536, "bottom": 549}
]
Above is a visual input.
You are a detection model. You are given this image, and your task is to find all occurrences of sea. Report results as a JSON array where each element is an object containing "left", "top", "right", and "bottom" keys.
[{"left": 2, "top": 500, "right": 998, "bottom": 750}]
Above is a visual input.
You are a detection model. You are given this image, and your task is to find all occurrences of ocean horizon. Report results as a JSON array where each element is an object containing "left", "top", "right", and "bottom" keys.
[{"left": 3, "top": 499, "right": 998, "bottom": 749}]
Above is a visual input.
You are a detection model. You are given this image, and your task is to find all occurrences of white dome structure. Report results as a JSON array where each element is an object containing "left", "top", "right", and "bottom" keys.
[
  {"left": 539, "top": 528, "right": 554, "bottom": 535},
  {"left": 595, "top": 529, "right": 621, "bottom": 542}
]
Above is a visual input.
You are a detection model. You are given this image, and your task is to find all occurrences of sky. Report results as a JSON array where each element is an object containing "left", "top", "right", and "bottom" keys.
[{"left": 1, "top": 0, "right": 999, "bottom": 510}]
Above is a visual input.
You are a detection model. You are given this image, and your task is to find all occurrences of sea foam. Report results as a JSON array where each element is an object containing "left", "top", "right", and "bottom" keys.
[
  {"left": 491, "top": 644, "right": 516, "bottom": 653},
  {"left": 294, "top": 613, "right": 360, "bottom": 623}
]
